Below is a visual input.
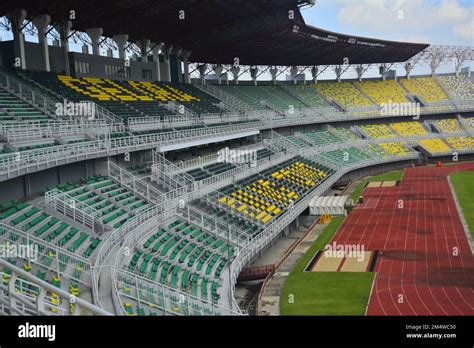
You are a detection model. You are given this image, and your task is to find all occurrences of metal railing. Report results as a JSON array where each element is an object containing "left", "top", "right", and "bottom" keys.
[
  {"left": 107, "top": 161, "right": 164, "bottom": 204},
  {"left": 0, "top": 258, "right": 111, "bottom": 316},
  {"left": 111, "top": 212, "right": 242, "bottom": 316},
  {"left": 0, "top": 70, "right": 58, "bottom": 119},
  {"left": 0, "top": 222, "right": 93, "bottom": 287},
  {"left": 0, "top": 122, "right": 262, "bottom": 181},
  {"left": 152, "top": 150, "right": 194, "bottom": 187},
  {"left": 45, "top": 189, "right": 101, "bottom": 232}
]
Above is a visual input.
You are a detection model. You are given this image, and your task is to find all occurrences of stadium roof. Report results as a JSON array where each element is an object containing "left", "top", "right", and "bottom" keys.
[{"left": 0, "top": 0, "right": 429, "bottom": 66}]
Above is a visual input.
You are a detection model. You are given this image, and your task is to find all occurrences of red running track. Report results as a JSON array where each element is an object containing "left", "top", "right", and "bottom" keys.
[{"left": 333, "top": 163, "right": 474, "bottom": 315}]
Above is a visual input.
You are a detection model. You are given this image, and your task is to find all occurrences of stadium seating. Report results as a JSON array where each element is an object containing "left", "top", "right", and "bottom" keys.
[
  {"left": 360, "top": 124, "right": 398, "bottom": 139},
  {"left": 399, "top": 77, "right": 449, "bottom": 103},
  {"left": 217, "top": 85, "right": 306, "bottom": 112},
  {"left": 438, "top": 75, "right": 473, "bottom": 100},
  {"left": 300, "top": 129, "right": 342, "bottom": 146},
  {"left": 166, "top": 82, "right": 224, "bottom": 115},
  {"left": 11, "top": 70, "right": 225, "bottom": 120},
  {"left": 126, "top": 218, "right": 232, "bottom": 307},
  {"left": 465, "top": 118, "right": 474, "bottom": 130},
  {"left": 435, "top": 119, "right": 464, "bottom": 133},
  {"left": 285, "top": 136, "right": 307, "bottom": 148},
  {"left": 0, "top": 89, "right": 49, "bottom": 121},
  {"left": 43, "top": 175, "right": 154, "bottom": 229},
  {"left": 444, "top": 137, "right": 474, "bottom": 151},
  {"left": 378, "top": 142, "right": 413, "bottom": 157},
  {"left": 355, "top": 80, "right": 408, "bottom": 105},
  {"left": 283, "top": 84, "right": 328, "bottom": 107},
  {"left": 328, "top": 127, "right": 360, "bottom": 141},
  {"left": 217, "top": 86, "right": 267, "bottom": 110},
  {"left": 315, "top": 81, "right": 372, "bottom": 108},
  {"left": 218, "top": 157, "right": 327, "bottom": 224},
  {"left": 321, "top": 147, "right": 370, "bottom": 165},
  {"left": 390, "top": 121, "right": 428, "bottom": 136},
  {"left": 418, "top": 139, "right": 451, "bottom": 154},
  {"left": 0, "top": 200, "right": 100, "bottom": 259}
]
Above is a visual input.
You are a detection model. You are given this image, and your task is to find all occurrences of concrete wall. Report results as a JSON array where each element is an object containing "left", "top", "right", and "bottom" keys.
[
  {"left": 0, "top": 40, "right": 171, "bottom": 82},
  {"left": 71, "top": 52, "right": 159, "bottom": 81},
  {"left": 0, "top": 158, "right": 103, "bottom": 202},
  {"left": 0, "top": 41, "right": 66, "bottom": 73}
]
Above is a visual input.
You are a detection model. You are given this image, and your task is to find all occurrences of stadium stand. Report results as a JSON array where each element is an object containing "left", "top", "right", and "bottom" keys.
[
  {"left": 0, "top": 200, "right": 100, "bottom": 258},
  {"left": 434, "top": 118, "right": 464, "bottom": 133},
  {"left": 355, "top": 80, "right": 408, "bottom": 105},
  {"left": 444, "top": 137, "right": 474, "bottom": 151},
  {"left": 300, "top": 129, "right": 343, "bottom": 146},
  {"left": 217, "top": 157, "right": 328, "bottom": 225},
  {"left": 0, "top": 88, "right": 49, "bottom": 121},
  {"left": 360, "top": 124, "right": 398, "bottom": 139},
  {"left": 390, "top": 121, "right": 429, "bottom": 136},
  {"left": 418, "top": 138, "right": 452, "bottom": 154},
  {"left": 283, "top": 84, "right": 328, "bottom": 107},
  {"left": 438, "top": 75, "right": 474, "bottom": 100},
  {"left": 465, "top": 118, "right": 474, "bottom": 130},
  {"left": 124, "top": 218, "right": 233, "bottom": 309},
  {"left": 328, "top": 127, "right": 361, "bottom": 141},
  {"left": 216, "top": 85, "right": 306, "bottom": 112},
  {"left": 315, "top": 81, "right": 372, "bottom": 108},
  {"left": 321, "top": 147, "right": 370, "bottom": 165},
  {"left": 378, "top": 142, "right": 413, "bottom": 157},
  {"left": 399, "top": 77, "right": 449, "bottom": 103}
]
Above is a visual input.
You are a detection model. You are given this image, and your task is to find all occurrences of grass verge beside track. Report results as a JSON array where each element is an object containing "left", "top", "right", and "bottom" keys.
[
  {"left": 351, "top": 170, "right": 403, "bottom": 201},
  {"left": 280, "top": 216, "right": 375, "bottom": 315},
  {"left": 450, "top": 171, "right": 474, "bottom": 239}
]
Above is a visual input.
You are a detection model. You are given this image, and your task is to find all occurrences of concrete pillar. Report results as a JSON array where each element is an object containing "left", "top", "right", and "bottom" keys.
[
  {"left": 335, "top": 65, "right": 342, "bottom": 82},
  {"left": 250, "top": 66, "right": 258, "bottom": 86},
  {"left": 230, "top": 66, "right": 240, "bottom": 85},
  {"left": 56, "top": 20, "right": 72, "bottom": 75},
  {"left": 198, "top": 64, "right": 207, "bottom": 85},
  {"left": 113, "top": 34, "right": 129, "bottom": 60},
  {"left": 163, "top": 45, "right": 173, "bottom": 82},
  {"left": 356, "top": 65, "right": 364, "bottom": 81},
  {"left": 86, "top": 28, "right": 103, "bottom": 56},
  {"left": 182, "top": 51, "right": 191, "bottom": 84},
  {"left": 311, "top": 66, "right": 318, "bottom": 84},
  {"left": 290, "top": 66, "right": 298, "bottom": 84},
  {"left": 379, "top": 64, "right": 388, "bottom": 81},
  {"left": 270, "top": 67, "right": 278, "bottom": 85},
  {"left": 430, "top": 58, "right": 441, "bottom": 77},
  {"left": 404, "top": 62, "right": 413, "bottom": 79},
  {"left": 151, "top": 42, "right": 164, "bottom": 82},
  {"left": 138, "top": 39, "right": 150, "bottom": 62},
  {"left": 214, "top": 65, "right": 223, "bottom": 84},
  {"left": 32, "top": 14, "right": 51, "bottom": 72},
  {"left": 7, "top": 9, "right": 27, "bottom": 69}
]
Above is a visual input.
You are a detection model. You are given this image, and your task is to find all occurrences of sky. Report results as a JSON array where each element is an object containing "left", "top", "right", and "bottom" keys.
[
  {"left": 299, "top": 0, "right": 473, "bottom": 79},
  {"left": 301, "top": 0, "right": 473, "bottom": 46},
  {"left": 0, "top": 0, "right": 472, "bottom": 80}
]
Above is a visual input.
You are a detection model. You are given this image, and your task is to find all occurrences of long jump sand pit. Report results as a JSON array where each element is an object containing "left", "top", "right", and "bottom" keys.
[
  {"left": 381, "top": 180, "right": 397, "bottom": 187},
  {"left": 339, "top": 251, "right": 373, "bottom": 272},
  {"left": 310, "top": 251, "right": 373, "bottom": 272},
  {"left": 310, "top": 252, "right": 344, "bottom": 272},
  {"left": 366, "top": 181, "right": 382, "bottom": 188}
]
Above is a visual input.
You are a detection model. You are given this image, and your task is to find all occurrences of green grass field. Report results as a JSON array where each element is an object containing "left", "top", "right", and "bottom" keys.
[
  {"left": 351, "top": 170, "right": 404, "bottom": 201},
  {"left": 450, "top": 171, "right": 474, "bottom": 239},
  {"left": 280, "top": 217, "right": 375, "bottom": 315}
]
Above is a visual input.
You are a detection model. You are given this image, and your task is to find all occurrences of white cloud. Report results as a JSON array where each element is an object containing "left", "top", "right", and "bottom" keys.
[{"left": 335, "top": 0, "right": 473, "bottom": 44}]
